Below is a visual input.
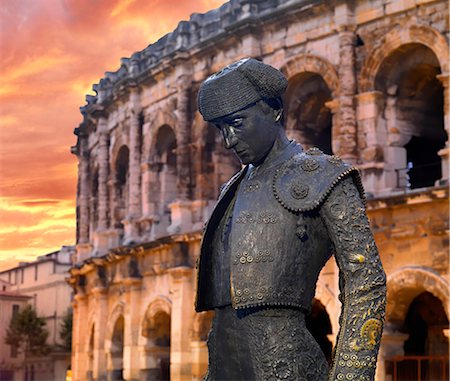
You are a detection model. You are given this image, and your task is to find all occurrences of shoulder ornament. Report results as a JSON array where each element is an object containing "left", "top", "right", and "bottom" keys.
[{"left": 272, "top": 148, "right": 365, "bottom": 212}]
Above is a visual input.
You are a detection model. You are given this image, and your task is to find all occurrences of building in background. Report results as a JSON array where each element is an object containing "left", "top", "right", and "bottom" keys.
[
  {"left": 0, "top": 287, "right": 30, "bottom": 381},
  {"left": 0, "top": 246, "right": 74, "bottom": 381},
  {"left": 68, "top": 0, "right": 449, "bottom": 380}
]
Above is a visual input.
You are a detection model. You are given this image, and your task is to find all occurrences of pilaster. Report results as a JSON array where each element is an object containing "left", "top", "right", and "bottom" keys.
[
  {"left": 337, "top": 27, "right": 358, "bottom": 164},
  {"left": 122, "top": 277, "right": 143, "bottom": 381},
  {"left": 168, "top": 266, "right": 194, "bottom": 381},
  {"left": 175, "top": 76, "right": 192, "bottom": 200},
  {"left": 92, "top": 286, "right": 108, "bottom": 381},
  {"left": 72, "top": 292, "right": 89, "bottom": 381},
  {"left": 437, "top": 73, "right": 449, "bottom": 183},
  {"left": 125, "top": 91, "right": 142, "bottom": 243},
  {"left": 96, "top": 116, "right": 110, "bottom": 254},
  {"left": 356, "top": 91, "right": 390, "bottom": 194},
  {"left": 77, "top": 132, "right": 90, "bottom": 245}
]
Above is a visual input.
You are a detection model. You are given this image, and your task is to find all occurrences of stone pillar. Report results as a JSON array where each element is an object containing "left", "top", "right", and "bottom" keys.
[
  {"left": 123, "top": 277, "right": 142, "bottom": 381},
  {"left": 376, "top": 330, "right": 409, "bottom": 381},
  {"left": 168, "top": 267, "right": 194, "bottom": 381},
  {"left": 337, "top": 28, "right": 358, "bottom": 164},
  {"left": 92, "top": 287, "right": 108, "bottom": 381},
  {"left": 325, "top": 99, "right": 340, "bottom": 155},
  {"left": 437, "top": 73, "right": 449, "bottom": 183},
  {"left": 124, "top": 92, "right": 142, "bottom": 243},
  {"left": 175, "top": 80, "right": 191, "bottom": 200},
  {"left": 169, "top": 78, "right": 193, "bottom": 234},
  {"left": 76, "top": 131, "right": 92, "bottom": 262},
  {"left": 96, "top": 117, "right": 110, "bottom": 254},
  {"left": 72, "top": 293, "right": 89, "bottom": 381},
  {"left": 356, "top": 91, "right": 389, "bottom": 194},
  {"left": 190, "top": 341, "right": 208, "bottom": 381}
]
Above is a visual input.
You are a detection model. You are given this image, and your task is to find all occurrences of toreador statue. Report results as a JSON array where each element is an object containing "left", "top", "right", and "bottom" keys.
[{"left": 195, "top": 58, "right": 386, "bottom": 381}]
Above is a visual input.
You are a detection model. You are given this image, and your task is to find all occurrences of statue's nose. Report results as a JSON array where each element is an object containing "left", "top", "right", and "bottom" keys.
[{"left": 222, "top": 126, "right": 238, "bottom": 149}]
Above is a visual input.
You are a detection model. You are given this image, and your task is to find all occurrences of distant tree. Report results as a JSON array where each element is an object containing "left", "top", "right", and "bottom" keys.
[
  {"left": 59, "top": 308, "right": 73, "bottom": 351},
  {"left": 5, "top": 304, "right": 49, "bottom": 356}
]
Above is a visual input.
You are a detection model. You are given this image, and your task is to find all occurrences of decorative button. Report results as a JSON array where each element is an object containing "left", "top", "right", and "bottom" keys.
[
  {"left": 290, "top": 181, "right": 309, "bottom": 199},
  {"left": 301, "top": 157, "right": 319, "bottom": 171}
]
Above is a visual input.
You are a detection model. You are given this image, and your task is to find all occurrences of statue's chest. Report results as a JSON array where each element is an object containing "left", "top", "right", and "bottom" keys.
[{"left": 230, "top": 168, "right": 298, "bottom": 256}]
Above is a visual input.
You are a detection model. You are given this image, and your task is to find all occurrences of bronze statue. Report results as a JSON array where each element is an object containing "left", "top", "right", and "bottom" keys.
[{"left": 195, "top": 58, "right": 386, "bottom": 381}]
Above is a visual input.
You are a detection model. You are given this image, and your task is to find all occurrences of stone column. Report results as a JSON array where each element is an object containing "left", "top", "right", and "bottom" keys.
[
  {"left": 122, "top": 277, "right": 142, "bottom": 381},
  {"left": 437, "top": 73, "right": 449, "bottom": 183},
  {"left": 92, "top": 286, "right": 108, "bottom": 381},
  {"left": 337, "top": 28, "right": 358, "bottom": 164},
  {"left": 75, "top": 131, "right": 92, "bottom": 262},
  {"left": 175, "top": 80, "right": 191, "bottom": 200},
  {"left": 375, "top": 330, "right": 409, "bottom": 381},
  {"left": 168, "top": 266, "right": 194, "bottom": 381},
  {"left": 124, "top": 91, "right": 142, "bottom": 243},
  {"left": 325, "top": 99, "right": 340, "bottom": 155},
  {"left": 72, "top": 292, "right": 89, "bottom": 381},
  {"left": 356, "top": 91, "right": 388, "bottom": 194},
  {"left": 96, "top": 117, "right": 110, "bottom": 254},
  {"left": 169, "top": 78, "right": 193, "bottom": 234}
]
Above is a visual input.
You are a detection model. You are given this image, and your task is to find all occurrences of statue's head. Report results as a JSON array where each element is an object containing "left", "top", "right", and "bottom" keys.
[{"left": 198, "top": 58, "right": 288, "bottom": 165}]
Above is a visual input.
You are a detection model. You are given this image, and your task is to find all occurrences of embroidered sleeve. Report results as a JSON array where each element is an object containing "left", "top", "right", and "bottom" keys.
[{"left": 320, "top": 176, "right": 386, "bottom": 381}]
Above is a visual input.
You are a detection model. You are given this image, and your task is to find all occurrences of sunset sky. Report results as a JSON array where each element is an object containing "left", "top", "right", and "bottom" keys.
[{"left": 0, "top": 0, "right": 225, "bottom": 271}]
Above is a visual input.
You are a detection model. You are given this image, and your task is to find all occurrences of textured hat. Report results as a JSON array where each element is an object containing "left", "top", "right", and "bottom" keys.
[{"left": 198, "top": 58, "right": 288, "bottom": 121}]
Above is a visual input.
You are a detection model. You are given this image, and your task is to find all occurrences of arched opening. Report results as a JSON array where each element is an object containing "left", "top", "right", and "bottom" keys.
[
  {"left": 148, "top": 125, "right": 177, "bottom": 237},
  {"left": 141, "top": 310, "right": 171, "bottom": 381},
  {"left": 375, "top": 43, "right": 446, "bottom": 189},
  {"left": 403, "top": 292, "right": 449, "bottom": 356},
  {"left": 285, "top": 72, "right": 333, "bottom": 154},
  {"left": 388, "top": 292, "right": 449, "bottom": 380},
  {"left": 305, "top": 298, "right": 333, "bottom": 364},
  {"left": 114, "top": 146, "right": 130, "bottom": 231},
  {"left": 110, "top": 316, "right": 125, "bottom": 381}
]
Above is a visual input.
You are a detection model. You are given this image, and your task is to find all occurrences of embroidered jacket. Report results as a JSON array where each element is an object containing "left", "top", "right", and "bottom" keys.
[{"left": 195, "top": 143, "right": 386, "bottom": 381}]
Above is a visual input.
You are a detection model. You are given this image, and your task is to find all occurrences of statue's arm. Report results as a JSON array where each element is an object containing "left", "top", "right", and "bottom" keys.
[{"left": 319, "top": 176, "right": 386, "bottom": 381}]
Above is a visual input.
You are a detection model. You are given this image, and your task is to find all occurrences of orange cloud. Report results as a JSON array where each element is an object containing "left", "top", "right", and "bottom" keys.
[{"left": 0, "top": 0, "right": 225, "bottom": 271}]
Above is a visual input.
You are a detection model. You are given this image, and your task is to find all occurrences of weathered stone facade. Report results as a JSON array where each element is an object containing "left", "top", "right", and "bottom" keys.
[{"left": 69, "top": 1, "right": 449, "bottom": 380}]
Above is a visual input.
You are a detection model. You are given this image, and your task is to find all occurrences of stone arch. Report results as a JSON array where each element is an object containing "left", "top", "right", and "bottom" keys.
[
  {"left": 139, "top": 297, "right": 172, "bottom": 381},
  {"left": 111, "top": 144, "right": 130, "bottom": 231},
  {"left": 140, "top": 296, "right": 172, "bottom": 335},
  {"left": 386, "top": 267, "right": 449, "bottom": 328},
  {"left": 110, "top": 131, "right": 129, "bottom": 170},
  {"left": 106, "top": 302, "right": 126, "bottom": 342},
  {"left": 281, "top": 54, "right": 339, "bottom": 96},
  {"left": 105, "top": 302, "right": 126, "bottom": 381},
  {"left": 281, "top": 55, "right": 338, "bottom": 154},
  {"left": 360, "top": 24, "right": 449, "bottom": 93},
  {"left": 144, "top": 108, "right": 177, "bottom": 163}
]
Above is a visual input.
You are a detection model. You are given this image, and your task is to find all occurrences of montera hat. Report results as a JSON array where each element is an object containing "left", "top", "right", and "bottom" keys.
[{"left": 198, "top": 58, "right": 288, "bottom": 121}]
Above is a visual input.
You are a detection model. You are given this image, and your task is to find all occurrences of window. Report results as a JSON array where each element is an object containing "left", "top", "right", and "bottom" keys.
[
  {"left": 12, "top": 304, "right": 19, "bottom": 317},
  {"left": 34, "top": 265, "right": 38, "bottom": 281}
]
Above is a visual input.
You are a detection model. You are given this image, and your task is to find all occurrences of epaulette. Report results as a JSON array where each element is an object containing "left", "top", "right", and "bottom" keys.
[{"left": 272, "top": 147, "right": 365, "bottom": 212}]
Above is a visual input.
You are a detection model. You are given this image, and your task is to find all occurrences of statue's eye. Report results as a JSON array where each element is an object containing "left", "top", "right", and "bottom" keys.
[{"left": 230, "top": 118, "right": 243, "bottom": 128}]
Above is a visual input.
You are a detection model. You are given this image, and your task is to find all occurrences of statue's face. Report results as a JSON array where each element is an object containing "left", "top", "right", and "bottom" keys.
[{"left": 213, "top": 101, "right": 279, "bottom": 165}]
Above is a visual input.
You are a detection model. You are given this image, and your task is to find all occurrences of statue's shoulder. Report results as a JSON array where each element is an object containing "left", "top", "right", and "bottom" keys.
[
  {"left": 273, "top": 147, "right": 365, "bottom": 212},
  {"left": 218, "top": 166, "right": 247, "bottom": 198}
]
